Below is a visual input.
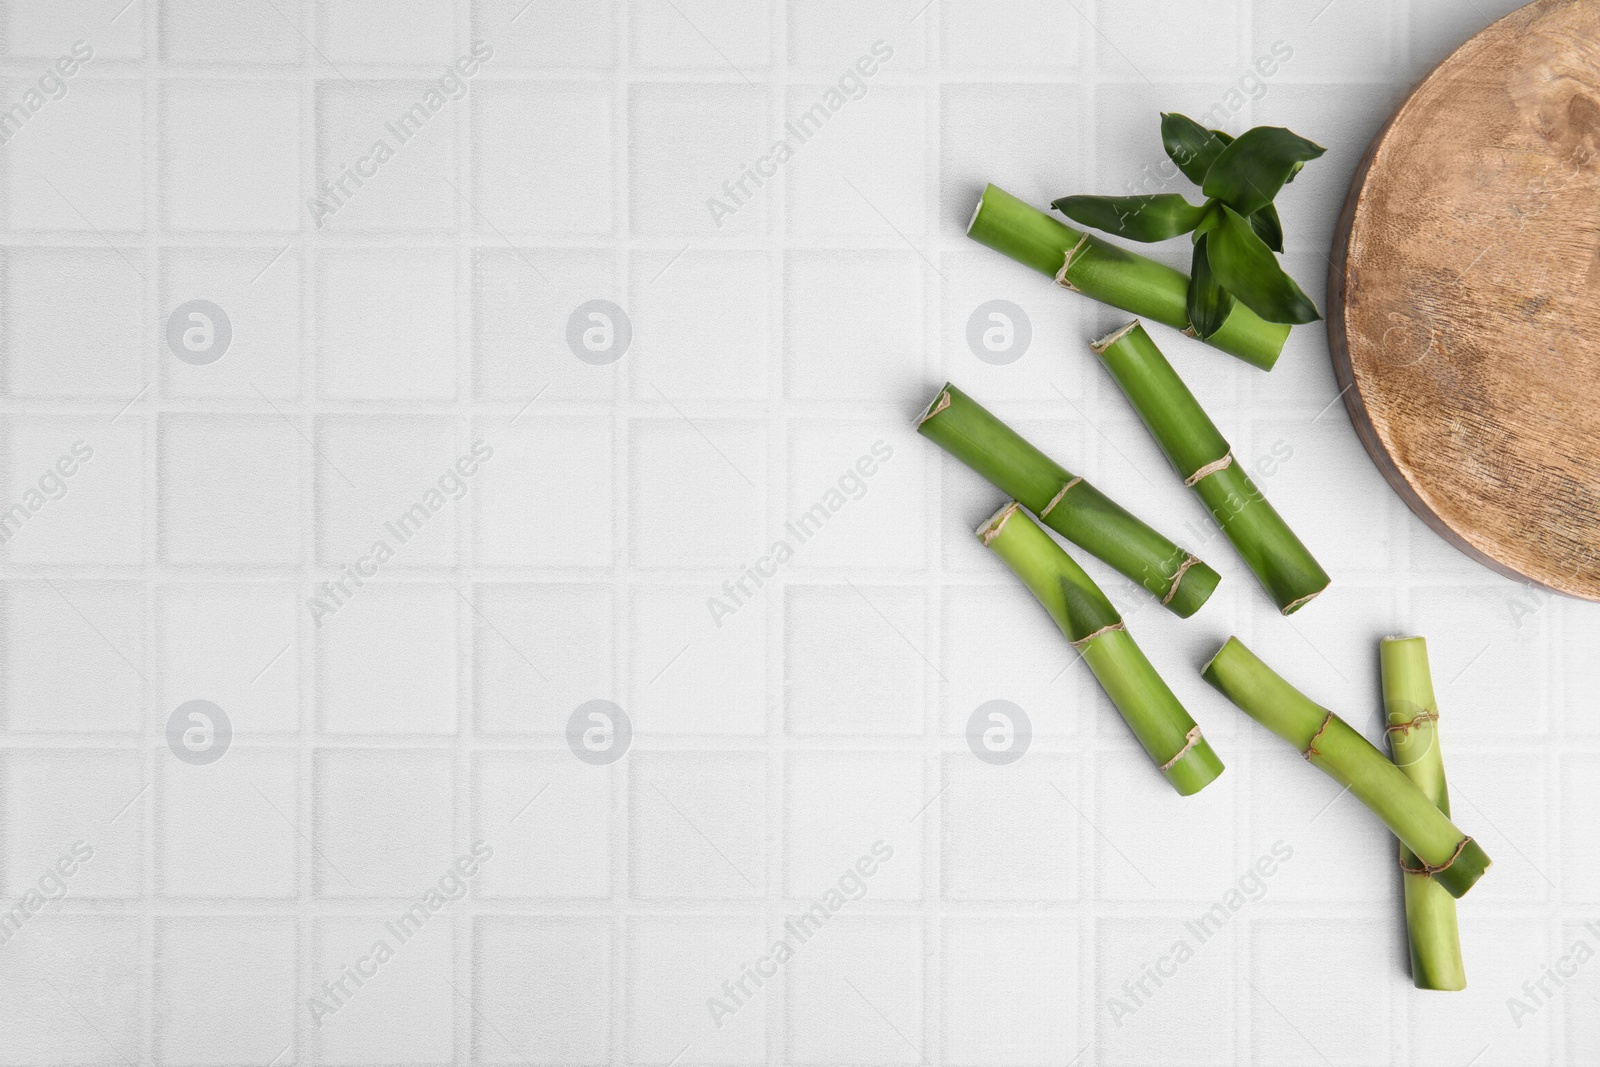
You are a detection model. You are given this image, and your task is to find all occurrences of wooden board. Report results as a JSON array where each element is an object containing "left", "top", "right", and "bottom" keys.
[{"left": 1328, "top": 0, "right": 1600, "bottom": 599}]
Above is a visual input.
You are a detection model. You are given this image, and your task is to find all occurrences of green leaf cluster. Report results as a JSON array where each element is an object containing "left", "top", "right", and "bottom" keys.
[{"left": 1051, "top": 113, "right": 1324, "bottom": 338}]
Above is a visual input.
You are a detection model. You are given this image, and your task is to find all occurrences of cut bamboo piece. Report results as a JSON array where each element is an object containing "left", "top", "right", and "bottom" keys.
[
  {"left": 920, "top": 382, "right": 1219, "bottom": 617},
  {"left": 1091, "top": 321, "right": 1330, "bottom": 615},
  {"left": 1381, "top": 636, "right": 1467, "bottom": 991},
  {"left": 980, "top": 502, "right": 1224, "bottom": 795},
  {"left": 1202, "top": 637, "right": 1490, "bottom": 899},
  {"left": 966, "top": 183, "right": 1289, "bottom": 369}
]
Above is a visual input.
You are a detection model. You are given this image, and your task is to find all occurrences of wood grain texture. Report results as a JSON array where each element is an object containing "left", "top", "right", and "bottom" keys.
[{"left": 1329, "top": 0, "right": 1600, "bottom": 599}]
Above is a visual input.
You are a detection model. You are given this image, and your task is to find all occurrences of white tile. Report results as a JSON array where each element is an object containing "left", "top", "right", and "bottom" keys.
[
  {"left": 314, "top": 416, "right": 461, "bottom": 569},
  {"left": 632, "top": 0, "right": 769, "bottom": 68},
  {"left": 785, "top": 918, "right": 923, "bottom": 1065},
  {"left": 1410, "top": 918, "right": 1554, "bottom": 1067},
  {"left": 3, "top": 580, "right": 144, "bottom": 734},
  {"left": 631, "top": 250, "right": 769, "bottom": 400},
  {"left": 475, "top": 415, "right": 614, "bottom": 567},
  {"left": 1562, "top": 754, "right": 1600, "bottom": 904},
  {"left": 156, "top": 918, "right": 297, "bottom": 1067},
  {"left": 473, "top": 82, "right": 613, "bottom": 234},
  {"left": 630, "top": 753, "right": 766, "bottom": 899},
  {"left": 1246, "top": 753, "right": 1390, "bottom": 904},
  {"left": 318, "top": 0, "right": 457, "bottom": 65},
  {"left": 627, "top": 917, "right": 768, "bottom": 1065},
  {"left": 315, "top": 583, "right": 458, "bottom": 735},
  {"left": 785, "top": 752, "right": 921, "bottom": 900},
  {"left": 314, "top": 81, "right": 460, "bottom": 233},
  {"left": 474, "top": 0, "right": 615, "bottom": 69},
  {"left": 162, "top": 0, "right": 305, "bottom": 64},
  {"left": 312, "top": 916, "right": 454, "bottom": 1065},
  {"left": 1446, "top": 751, "right": 1551, "bottom": 907},
  {"left": 3, "top": 248, "right": 144, "bottom": 399},
  {"left": 3, "top": 750, "right": 143, "bottom": 898},
  {"left": 5, "top": 4, "right": 142, "bottom": 60},
  {"left": 629, "top": 417, "right": 762, "bottom": 569},
  {"left": 158, "top": 748, "right": 298, "bottom": 899},
  {"left": 0, "top": 918, "right": 141, "bottom": 1066},
  {"left": 1, "top": 418, "right": 141, "bottom": 566},
  {"left": 943, "top": 918, "right": 1079, "bottom": 1066},
  {"left": 472, "top": 917, "right": 612, "bottom": 1064},
  {"left": 159, "top": 414, "right": 302, "bottom": 565},
  {"left": 473, "top": 583, "right": 614, "bottom": 736},
  {"left": 784, "top": 583, "right": 924, "bottom": 735},
  {"left": 1256, "top": 5, "right": 1393, "bottom": 80},
  {"left": 161, "top": 248, "right": 302, "bottom": 399},
  {"left": 1096, "top": 915, "right": 1237, "bottom": 1065},
  {"left": 630, "top": 584, "right": 764, "bottom": 737},
  {"left": 629, "top": 83, "right": 771, "bottom": 237},
  {"left": 158, "top": 583, "right": 299, "bottom": 735},
  {"left": 940, "top": 581, "right": 1096, "bottom": 736},
  {"left": 317, "top": 250, "right": 457, "bottom": 399},
  {"left": 940, "top": 84, "right": 1079, "bottom": 238},
  {"left": 1093, "top": 753, "right": 1240, "bottom": 900},
  {"left": 941, "top": 755, "right": 1079, "bottom": 900},
  {"left": 313, "top": 750, "right": 454, "bottom": 896},
  {"left": 473, "top": 247, "right": 620, "bottom": 402},
  {"left": 161, "top": 82, "right": 301, "bottom": 231},
  {"left": 787, "top": 6, "right": 922, "bottom": 70},
  {"left": 1408, "top": 587, "right": 1551, "bottom": 738},
  {"left": 472, "top": 752, "right": 612, "bottom": 898},
  {"left": 1099, "top": 0, "right": 1241, "bottom": 78},
  {"left": 784, "top": 251, "right": 926, "bottom": 403},
  {"left": 1251, "top": 918, "right": 1393, "bottom": 1066},
  {"left": 785, "top": 85, "right": 926, "bottom": 237},
  {"left": 785, "top": 420, "right": 922, "bottom": 570},
  {"left": 6, "top": 79, "right": 143, "bottom": 231},
  {"left": 942, "top": 0, "right": 1081, "bottom": 69}
]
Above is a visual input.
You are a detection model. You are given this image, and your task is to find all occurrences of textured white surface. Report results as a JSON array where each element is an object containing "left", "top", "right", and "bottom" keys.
[{"left": 0, "top": 0, "right": 1591, "bottom": 1064}]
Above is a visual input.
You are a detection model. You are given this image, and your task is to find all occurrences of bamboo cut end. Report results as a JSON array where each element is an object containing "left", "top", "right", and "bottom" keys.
[
  {"left": 1089, "top": 319, "right": 1141, "bottom": 353},
  {"left": 917, "top": 384, "right": 953, "bottom": 426},
  {"left": 976, "top": 500, "right": 1021, "bottom": 545},
  {"left": 1281, "top": 581, "right": 1331, "bottom": 615},
  {"left": 965, "top": 192, "right": 985, "bottom": 236}
]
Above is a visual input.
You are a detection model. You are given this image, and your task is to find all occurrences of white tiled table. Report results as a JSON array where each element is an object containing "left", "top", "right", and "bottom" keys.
[{"left": 0, "top": 0, "right": 1588, "bottom": 1064}]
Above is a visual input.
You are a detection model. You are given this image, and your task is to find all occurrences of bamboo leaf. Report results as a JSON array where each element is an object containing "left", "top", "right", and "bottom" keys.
[
  {"left": 1249, "top": 203, "right": 1284, "bottom": 252},
  {"left": 1160, "top": 113, "right": 1231, "bottom": 186},
  {"left": 1051, "top": 194, "right": 1206, "bottom": 242},
  {"left": 1186, "top": 234, "right": 1235, "bottom": 340},
  {"left": 1202, "top": 126, "right": 1326, "bottom": 216},
  {"left": 1206, "top": 206, "right": 1321, "bottom": 324}
]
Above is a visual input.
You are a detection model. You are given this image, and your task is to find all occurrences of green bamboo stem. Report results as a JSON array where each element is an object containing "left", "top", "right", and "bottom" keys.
[
  {"left": 1381, "top": 636, "right": 1467, "bottom": 991},
  {"left": 920, "top": 382, "right": 1220, "bottom": 617},
  {"left": 980, "top": 502, "right": 1224, "bottom": 795},
  {"left": 1090, "top": 321, "right": 1330, "bottom": 615},
  {"left": 1201, "top": 637, "right": 1491, "bottom": 898},
  {"left": 966, "top": 183, "right": 1289, "bottom": 370}
]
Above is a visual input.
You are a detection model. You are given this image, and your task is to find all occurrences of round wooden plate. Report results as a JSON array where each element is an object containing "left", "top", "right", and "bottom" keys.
[{"left": 1328, "top": 0, "right": 1600, "bottom": 599}]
